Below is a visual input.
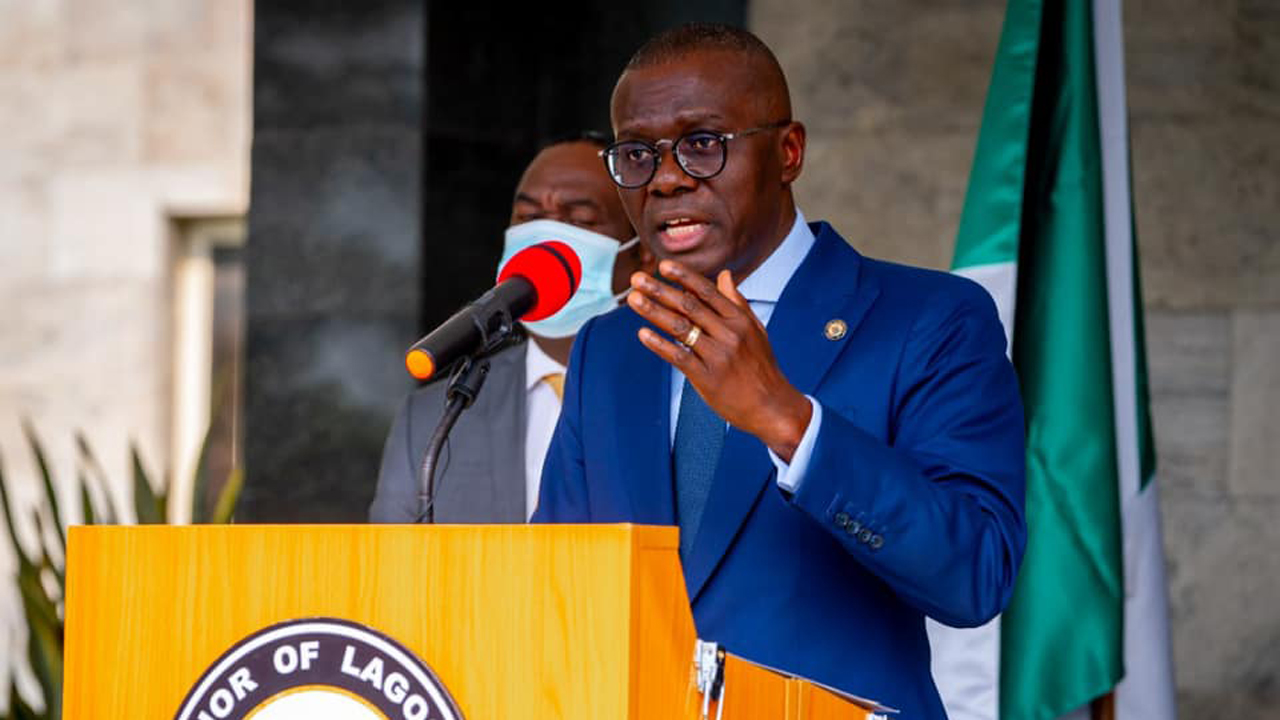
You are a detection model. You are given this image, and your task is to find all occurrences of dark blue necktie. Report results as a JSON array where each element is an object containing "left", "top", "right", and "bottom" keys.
[{"left": 673, "top": 378, "right": 727, "bottom": 561}]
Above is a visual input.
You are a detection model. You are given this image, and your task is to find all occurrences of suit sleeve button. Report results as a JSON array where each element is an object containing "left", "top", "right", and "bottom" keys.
[
  {"left": 834, "top": 512, "right": 851, "bottom": 528},
  {"left": 857, "top": 528, "right": 873, "bottom": 543},
  {"left": 845, "top": 520, "right": 862, "bottom": 536},
  {"left": 869, "top": 534, "right": 884, "bottom": 549}
]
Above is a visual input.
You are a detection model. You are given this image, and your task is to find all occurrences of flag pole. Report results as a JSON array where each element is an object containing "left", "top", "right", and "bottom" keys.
[{"left": 1091, "top": 692, "right": 1116, "bottom": 720}]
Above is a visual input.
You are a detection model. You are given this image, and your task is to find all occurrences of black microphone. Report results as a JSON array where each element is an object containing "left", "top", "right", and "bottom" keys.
[{"left": 404, "top": 241, "right": 581, "bottom": 381}]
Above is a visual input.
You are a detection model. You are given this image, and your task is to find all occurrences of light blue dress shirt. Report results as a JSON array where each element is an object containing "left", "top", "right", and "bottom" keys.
[{"left": 668, "top": 210, "right": 823, "bottom": 492}]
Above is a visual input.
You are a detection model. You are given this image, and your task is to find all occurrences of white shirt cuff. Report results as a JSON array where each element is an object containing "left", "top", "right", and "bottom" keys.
[{"left": 769, "top": 395, "right": 822, "bottom": 493}]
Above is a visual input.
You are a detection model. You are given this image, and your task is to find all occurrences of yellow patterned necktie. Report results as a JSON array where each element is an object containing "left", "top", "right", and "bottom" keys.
[{"left": 541, "top": 372, "right": 565, "bottom": 401}]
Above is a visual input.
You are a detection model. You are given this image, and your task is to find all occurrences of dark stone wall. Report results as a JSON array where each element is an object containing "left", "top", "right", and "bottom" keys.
[
  {"left": 240, "top": 1, "right": 425, "bottom": 521},
  {"left": 241, "top": 1, "right": 746, "bottom": 521}
]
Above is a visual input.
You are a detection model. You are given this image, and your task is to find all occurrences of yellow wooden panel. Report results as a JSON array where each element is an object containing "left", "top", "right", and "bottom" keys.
[
  {"left": 64, "top": 524, "right": 683, "bottom": 719},
  {"left": 793, "top": 680, "right": 875, "bottom": 720},
  {"left": 718, "top": 655, "right": 875, "bottom": 720},
  {"left": 629, "top": 536, "right": 702, "bottom": 718},
  {"left": 64, "top": 523, "right": 871, "bottom": 719},
  {"left": 721, "top": 653, "right": 792, "bottom": 719}
]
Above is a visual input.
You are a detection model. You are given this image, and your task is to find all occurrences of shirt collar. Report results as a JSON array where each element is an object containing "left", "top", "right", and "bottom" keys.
[
  {"left": 735, "top": 209, "right": 815, "bottom": 304},
  {"left": 524, "top": 337, "right": 567, "bottom": 393}
]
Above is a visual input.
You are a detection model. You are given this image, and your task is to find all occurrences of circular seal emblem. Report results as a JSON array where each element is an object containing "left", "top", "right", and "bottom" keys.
[
  {"left": 824, "top": 318, "right": 848, "bottom": 341},
  {"left": 174, "top": 618, "right": 464, "bottom": 720}
]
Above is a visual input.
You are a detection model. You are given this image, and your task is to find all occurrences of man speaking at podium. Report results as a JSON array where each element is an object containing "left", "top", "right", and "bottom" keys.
[{"left": 532, "top": 24, "right": 1027, "bottom": 719}]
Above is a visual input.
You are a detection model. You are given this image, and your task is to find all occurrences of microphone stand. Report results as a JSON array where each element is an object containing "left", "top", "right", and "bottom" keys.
[
  {"left": 415, "top": 321, "right": 525, "bottom": 523},
  {"left": 417, "top": 357, "right": 490, "bottom": 523}
]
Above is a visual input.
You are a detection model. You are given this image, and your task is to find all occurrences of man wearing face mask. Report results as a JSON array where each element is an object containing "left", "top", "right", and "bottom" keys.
[{"left": 369, "top": 133, "right": 650, "bottom": 523}]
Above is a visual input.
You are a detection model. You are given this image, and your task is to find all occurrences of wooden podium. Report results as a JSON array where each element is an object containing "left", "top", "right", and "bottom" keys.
[{"left": 64, "top": 524, "right": 884, "bottom": 719}]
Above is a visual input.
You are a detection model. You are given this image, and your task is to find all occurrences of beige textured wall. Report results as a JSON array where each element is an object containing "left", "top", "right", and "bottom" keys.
[
  {"left": 751, "top": 1, "right": 1279, "bottom": 718},
  {"left": 0, "top": 0, "right": 251, "bottom": 704},
  {"left": 755, "top": 0, "right": 1004, "bottom": 269},
  {"left": 1129, "top": 1, "right": 1279, "bottom": 717}
]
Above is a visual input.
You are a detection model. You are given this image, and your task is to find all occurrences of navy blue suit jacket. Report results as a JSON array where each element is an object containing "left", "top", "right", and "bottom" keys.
[{"left": 533, "top": 222, "right": 1026, "bottom": 718}]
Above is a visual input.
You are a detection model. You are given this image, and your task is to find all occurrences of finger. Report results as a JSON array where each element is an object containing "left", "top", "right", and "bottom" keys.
[
  {"left": 627, "top": 288, "right": 723, "bottom": 360},
  {"left": 717, "top": 270, "right": 765, "bottom": 331},
  {"left": 627, "top": 288, "right": 693, "bottom": 338},
  {"left": 638, "top": 327, "right": 707, "bottom": 377},
  {"left": 630, "top": 271, "right": 732, "bottom": 340},
  {"left": 717, "top": 269, "right": 748, "bottom": 309},
  {"left": 658, "top": 260, "right": 741, "bottom": 319}
]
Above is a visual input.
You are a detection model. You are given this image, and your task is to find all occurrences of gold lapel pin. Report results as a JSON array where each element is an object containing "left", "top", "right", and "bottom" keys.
[{"left": 824, "top": 319, "right": 847, "bottom": 341}]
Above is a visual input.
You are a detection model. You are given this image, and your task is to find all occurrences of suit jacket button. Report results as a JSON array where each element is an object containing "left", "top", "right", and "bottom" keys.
[
  {"left": 857, "top": 528, "right": 873, "bottom": 544},
  {"left": 845, "top": 520, "right": 862, "bottom": 537},
  {"left": 834, "top": 512, "right": 851, "bottom": 528},
  {"left": 869, "top": 534, "right": 884, "bottom": 550}
]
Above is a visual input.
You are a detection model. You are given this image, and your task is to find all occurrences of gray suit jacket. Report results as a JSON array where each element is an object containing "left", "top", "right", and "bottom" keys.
[{"left": 368, "top": 343, "right": 528, "bottom": 523}]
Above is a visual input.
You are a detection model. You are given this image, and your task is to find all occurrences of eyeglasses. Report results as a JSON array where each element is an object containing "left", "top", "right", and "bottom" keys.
[{"left": 599, "top": 120, "right": 791, "bottom": 188}]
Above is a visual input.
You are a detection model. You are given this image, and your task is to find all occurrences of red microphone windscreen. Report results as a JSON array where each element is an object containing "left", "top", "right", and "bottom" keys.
[{"left": 496, "top": 241, "right": 582, "bottom": 321}]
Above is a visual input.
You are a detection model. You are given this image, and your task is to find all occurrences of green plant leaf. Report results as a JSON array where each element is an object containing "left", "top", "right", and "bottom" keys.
[
  {"left": 17, "top": 528, "right": 63, "bottom": 720},
  {"left": 76, "top": 431, "right": 119, "bottom": 524},
  {"left": 78, "top": 469, "right": 96, "bottom": 526},
  {"left": 20, "top": 422, "right": 65, "bottom": 555},
  {"left": 157, "top": 469, "right": 171, "bottom": 523},
  {"left": 25, "top": 604, "right": 62, "bottom": 720},
  {"left": 211, "top": 468, "right": 244, "bottom": 525},
  {"left": 130, "top": 444, "right": 162, "bottom": 525},
  {"left": 29, "top": 512, "right": 65, "bottom": 599},
  {"left": 194, "top": 365, "right": 241, "bottom": 524},
  {"left": 189, "top": 429, "right": 217, "bottom": 524},
  {"left": 16, "top": 564, "right": 60, "bottom": 647},
  {"left": 6, "top": 680, "right": 41, "bottom": 720},
  {"left": 0, "top": 456, "right": 35, "bottom": 569}
]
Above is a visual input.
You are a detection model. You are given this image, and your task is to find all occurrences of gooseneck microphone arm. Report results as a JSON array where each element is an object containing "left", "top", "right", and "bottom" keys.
[
  {"left": 413, "top": 282, "right": 533, "bottom": 522},
  {"left": 405, "top": 240, "right": 581, "bottom": 523},
  {"left": 416, "top": 357, "right": 490, "bottom": 523}
]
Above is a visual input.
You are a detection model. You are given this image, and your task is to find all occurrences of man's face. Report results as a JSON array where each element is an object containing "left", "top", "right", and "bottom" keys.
[
  {"left": 510, "top": 141, "right": 642, "bottom": 294},
  {"left": 610, "top": 50, "right": 804, "bottom": 279}
]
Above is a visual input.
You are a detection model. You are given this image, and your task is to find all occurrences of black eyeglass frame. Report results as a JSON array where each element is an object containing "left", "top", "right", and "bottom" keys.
[{"left": 598, "top": 119, "right": 792, "bottom": 189}]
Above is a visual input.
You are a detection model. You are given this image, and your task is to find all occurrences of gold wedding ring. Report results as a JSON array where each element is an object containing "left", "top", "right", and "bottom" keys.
[{"left": 682, "top": 325, "right": 702, "bottom": 348}]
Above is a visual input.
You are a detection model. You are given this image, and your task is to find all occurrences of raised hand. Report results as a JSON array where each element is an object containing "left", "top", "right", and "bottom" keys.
[{"left": 626, "top": 259, "right": 812, "bottom": 461}]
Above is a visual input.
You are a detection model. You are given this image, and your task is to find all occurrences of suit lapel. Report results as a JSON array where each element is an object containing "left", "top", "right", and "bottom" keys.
[{"left": 683, "top": 224, "right": 881, "bottom": 601}]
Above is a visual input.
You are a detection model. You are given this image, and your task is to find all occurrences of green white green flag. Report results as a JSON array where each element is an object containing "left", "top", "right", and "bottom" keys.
[{"left": 948, "top": 1, "right": 1177, "bottom": 719}]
